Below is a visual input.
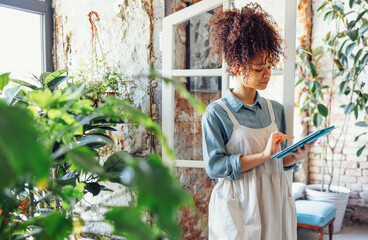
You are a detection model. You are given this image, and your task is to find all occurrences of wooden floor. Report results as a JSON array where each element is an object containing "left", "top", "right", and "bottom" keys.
[{"left": 297, "top": 225, "right": 368, "bottom": 240}]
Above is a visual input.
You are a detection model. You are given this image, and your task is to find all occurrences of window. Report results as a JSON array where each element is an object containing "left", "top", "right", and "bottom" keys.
[
  {"left": 163, "top": 0, "right": 296, "bottom": 168},
  {"left": 0, "top": 0, "right": 53, "bottom": 76}
]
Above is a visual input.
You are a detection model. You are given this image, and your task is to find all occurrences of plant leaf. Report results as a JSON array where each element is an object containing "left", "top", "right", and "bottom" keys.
[
  {"left": 339, "top": 80, "right": 349, "bottom": 95},
  {"left": 67, "top": 147, "right": 104, "bottom": 175},
  {"left": 361, "top": 52, "right": 368, "bottom": 65},
  {"left": 347, "top": 29, "right": 358, "bottom": 40},
  {"left": 318, "top": 2, "right": 328, "bottom": 12},
  {"left": 44, "top": 69, "right": 68, "bottom": 85},
  {"left": 84, "top": 182, "right": 101, "bottom": 196},
  {"left": 334, "top": 59, "right": 345, "bottom": 71},
  {"left": 0, "top": 102, "right": 50, "bottom": 188},
  {"left": 346, "top": 42, "right": 356, "bottom": 58},
  {"left": 308, "top": 61, "right": 317, "bottom": 78},
  {"left": 355, "top": 121, "right": 368, "bottom": 127},
  {"left": 299, "top": 47, "right": 312, "bottom": 55},
  {"left": 0, "top": 72, "right": 10, "bottom": 91},
  {"left": 332, "top": 2, "right": 344, "bottom": 12},
  {"left": 57, "top": 171, "right": 78, "bottom": 186},
  {"left": 40, "top": 212, "right": 73, "bottom": 240},
  {"left": 105, "top": 207, "right": 156, "bottom": 240},
  {"left": 64, "top": 82, "right": 86, "bottom": 95},
  {"left": 103, "top": 151, "right": 131, "bottom": 183},
  {"left": 357, "top": 144, "right": 366, "bottom": 157},
  {"left": 313, "top": 113, "right": 322, "bottom": 127},
  {"left": 354, "top": 132, "right": 366, "bottom": 141},
  {"left": 349, "top": 0, "right": 356, "bottom": 8},
  {"left": 358, "top": 22, "right": 368, "bottom": 36},
  {"left": 77, "top": 133, "right": 114, "bottom": 149},
  {"left": 47, "top": 76, "right": 68, "bottom": 91},
  {"left": 312, "top": 46, "right": 324, "bottom": 57},
  {"left": 134, "top": 154, "right": 193, "bottom": 238},
  {"left": 317, "top": 104, "right": 329, "bottom": 117},
  {"left": 4, "top": 85, "right": 23, "bottom": 105},
  {"left": 354, "top": 48, "right": 363, "bottom": 64},
  {"left": 344, "top": 102, "right": 355, "bottom": 114}
]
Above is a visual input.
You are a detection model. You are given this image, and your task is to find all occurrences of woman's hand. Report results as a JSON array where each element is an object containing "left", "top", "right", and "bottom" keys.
[
  {"left": 263, "top": 131, "right": 294, "bottom": 159},
  {"left": 283, "top": 140, "right": 317, "bottom": 167},
  {"left": 289, "top": 140, "right": 317, "bottom": 161}
]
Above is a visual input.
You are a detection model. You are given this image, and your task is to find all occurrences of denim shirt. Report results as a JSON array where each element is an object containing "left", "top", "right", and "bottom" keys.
[{"left": 202, "top": 89, "right": 288, "bottom": 180}]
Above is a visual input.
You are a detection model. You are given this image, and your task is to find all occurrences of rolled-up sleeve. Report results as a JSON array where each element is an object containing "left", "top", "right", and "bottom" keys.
[{"left": 202, "top": 109, "right": 242, "bottom": 180}]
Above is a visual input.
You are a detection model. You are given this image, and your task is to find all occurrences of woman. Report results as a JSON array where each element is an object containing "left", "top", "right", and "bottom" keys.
[{"left": 202, "top": 3, "right": 315, "bottom": 240}]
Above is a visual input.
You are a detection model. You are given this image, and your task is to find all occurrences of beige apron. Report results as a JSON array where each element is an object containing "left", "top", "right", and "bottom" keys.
[{"left": 208, "top": 99, "right": 297, "bottom": 240}]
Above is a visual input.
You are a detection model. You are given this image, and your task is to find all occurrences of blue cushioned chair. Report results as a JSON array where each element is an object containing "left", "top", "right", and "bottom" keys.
[{"left": 295, "top": 200, "right": 336, "bottom": 240}]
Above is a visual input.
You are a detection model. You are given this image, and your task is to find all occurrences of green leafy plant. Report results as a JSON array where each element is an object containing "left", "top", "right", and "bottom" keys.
[
  {"left": 0, "top": 68, "right": 204, "bottom": 239},
  {"left": 296, "top": 0, "right": 368, "bottom": 192},
  {"left": 66, "top": 11, "right": 133, "bottom": 105},
  {"left": 68, "top": 57, "right": 131, "bottom": 104}
]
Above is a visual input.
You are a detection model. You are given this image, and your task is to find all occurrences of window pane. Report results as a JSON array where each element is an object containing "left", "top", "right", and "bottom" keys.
[
  {"left": 174, "top": 9, "right": 220, "bottom": 70},
  {"left": 0, "top": 6, "right": 43, "bottom": 76},
  {"left": 188, "top": 76, "right": 221, "bottom": 93},
  {"left": 174, "top": 77, "right": 221, "bottom": 160}
]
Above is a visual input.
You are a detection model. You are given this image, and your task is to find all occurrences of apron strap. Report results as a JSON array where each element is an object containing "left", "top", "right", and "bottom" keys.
[
  {"left": 216, "top": 100, "right": 240, "bottom": 126},
  {"left": 265, "top": 99, "right": 275, "bottom": 123}
]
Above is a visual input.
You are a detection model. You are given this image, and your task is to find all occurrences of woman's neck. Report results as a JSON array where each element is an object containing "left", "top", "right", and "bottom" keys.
[{"left": 232, "top": 78, "right": 257, "bottom": 105}]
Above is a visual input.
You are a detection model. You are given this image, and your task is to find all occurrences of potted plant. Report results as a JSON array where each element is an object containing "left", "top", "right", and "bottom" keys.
[
  {"left": 67, "top": 11, "right": 133, "bottom": 106},
  {"left": 295, "top": 0, "right": 368, "bottom": 233},
  {"left": 68, "top": 55, "right": 133, "bottom": 107},
  {"left": 0, "top": 69, "right": 204, "bottom": 239}
]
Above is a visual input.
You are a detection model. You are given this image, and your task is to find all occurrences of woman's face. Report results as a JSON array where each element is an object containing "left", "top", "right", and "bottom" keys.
[
  {"left": 240, "top": 55, "right": 272, "bottom": 90},
  {"left": 244, "top": 58, "right": 271, "bottom": 90}
]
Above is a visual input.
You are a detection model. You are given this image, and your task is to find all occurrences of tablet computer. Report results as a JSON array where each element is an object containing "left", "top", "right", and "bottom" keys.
[{"left": 271, "top": 126, "right": 335, "bottom": 159}]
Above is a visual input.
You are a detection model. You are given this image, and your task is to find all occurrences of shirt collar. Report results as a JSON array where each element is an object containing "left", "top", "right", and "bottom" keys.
[{"left": 224, "top": 89, "right": 264, "bottom": 112}]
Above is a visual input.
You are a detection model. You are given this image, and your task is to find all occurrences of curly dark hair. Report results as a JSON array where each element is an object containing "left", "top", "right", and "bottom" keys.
[{"left": 209, "top": 3, "right": 283, "bottom": 76}]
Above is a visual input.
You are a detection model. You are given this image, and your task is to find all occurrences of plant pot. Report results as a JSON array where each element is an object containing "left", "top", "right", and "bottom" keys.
[
  {"left": 89, "top": 91, "right": 117, "bottom": 107},
  {"left": 305, "top": 184, "right": 350, "bottom": 233}
]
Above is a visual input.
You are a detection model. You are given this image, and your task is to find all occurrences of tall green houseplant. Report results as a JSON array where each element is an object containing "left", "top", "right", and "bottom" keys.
[
  {"left": 297, "top": 0, "right": 368, "bottom": 191},
  {"left": 296, "top": 0, "right": 368, "bottom": 233}
]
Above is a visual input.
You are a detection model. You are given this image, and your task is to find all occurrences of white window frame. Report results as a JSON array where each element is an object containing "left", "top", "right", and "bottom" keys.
[{"left": 162, "top": 0, "right": 296, "bottom": 168}]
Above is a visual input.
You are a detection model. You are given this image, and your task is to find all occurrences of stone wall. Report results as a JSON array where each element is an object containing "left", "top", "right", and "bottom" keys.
[
  {"left": 53, "top": 0, "right": 154, "bottom": 237},
  {"left": 53, "top": 0, "right": 153, "bottom": 156}
]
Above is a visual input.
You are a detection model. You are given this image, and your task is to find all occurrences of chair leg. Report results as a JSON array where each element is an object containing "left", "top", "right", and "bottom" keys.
[
  {"left": 329, "top": 223, "right": 334, "bottom": 240},
  {"left": 318, "top": 228, "right": 323, "bottom": 240}
]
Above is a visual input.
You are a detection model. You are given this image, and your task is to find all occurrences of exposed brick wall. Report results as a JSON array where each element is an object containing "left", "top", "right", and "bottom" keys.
[
  {"left": 176, "top": 167, "right": 215, "bottom": 240},
  {"left": 174, "top": 91, "right": 220, "bottom": 239},
  {"left": 175, "top": 92, "right": 221, "bottom": 160}
]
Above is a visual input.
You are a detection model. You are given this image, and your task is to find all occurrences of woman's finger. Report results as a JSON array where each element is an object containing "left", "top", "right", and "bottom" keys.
[
  {"left": 304, "top": 144, "right": 310, "bottom": 151},
  {"left": 273, "top": 132, "right": 294, "bottom": 141},
  {"left": 278, "top": 132, "right": 294, "bottom": 140},
  {"left": 296, "top": 145, "right": 302, "bottom": 153}
]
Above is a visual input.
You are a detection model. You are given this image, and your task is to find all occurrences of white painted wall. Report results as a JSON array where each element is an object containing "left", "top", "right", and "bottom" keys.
[{"left": 53, "top": 0, "right": 152, "bottom": 236}]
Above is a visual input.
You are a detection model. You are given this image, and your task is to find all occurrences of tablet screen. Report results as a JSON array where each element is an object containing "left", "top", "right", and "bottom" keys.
[{"left": 271, "top": 126, "right": 335, "bottom": 159}]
